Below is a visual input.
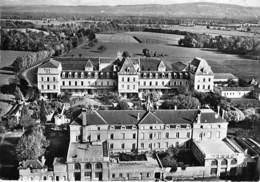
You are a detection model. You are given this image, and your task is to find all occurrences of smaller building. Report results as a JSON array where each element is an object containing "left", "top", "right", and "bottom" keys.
[
  {"left": 213, "top": 73, "right": 238, "bottom": 86},
  {"left": 215, "top": 87, "right": 253, "bottom": 98}
]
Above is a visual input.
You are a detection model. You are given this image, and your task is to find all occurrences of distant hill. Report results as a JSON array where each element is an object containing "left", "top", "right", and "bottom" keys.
[{"left": 1, "top": 3, "right": 260, "bottom": 19}]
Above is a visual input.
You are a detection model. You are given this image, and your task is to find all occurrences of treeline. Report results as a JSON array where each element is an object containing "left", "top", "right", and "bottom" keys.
[
  {"left": 0, "top": 20, "right": 35, "bottom": 28},
  {"left": 178, "top": 33, "right": 259, "bottom": 55},
  {"left": 144, "top": 28, "right": 192, "bottom": 36},
  {"left": 0, "top": 28, "right": 96, "bottom": 53}
]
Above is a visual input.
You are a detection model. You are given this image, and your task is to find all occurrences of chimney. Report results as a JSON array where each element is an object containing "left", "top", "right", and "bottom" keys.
[
  {"left": 82, "top": 108, "right": 87, "bottom": 126},
  {"left": 197, "top": 112, "right": 201, "bottom": 124},
  {"left": 174, "top": 105, "right": 177, "bottom": 111},
  {"left": 137, "top": 113, "right": 140, "bottom": 121},
  {"left": 222, "top": 109, "right": 225, "bottom": 119}
]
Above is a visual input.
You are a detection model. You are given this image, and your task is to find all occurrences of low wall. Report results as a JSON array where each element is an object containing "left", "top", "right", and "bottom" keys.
[{"left": 164, "top": 166, "right": 206, "bottom": 179}]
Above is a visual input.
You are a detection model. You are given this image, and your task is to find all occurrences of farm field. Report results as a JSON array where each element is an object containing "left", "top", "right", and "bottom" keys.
[
  {"left": 96, "top": 33, "right": 138, "bottom": 43},
  {"left": 65, "top": 32, "right": 260, "bottom": 82}
]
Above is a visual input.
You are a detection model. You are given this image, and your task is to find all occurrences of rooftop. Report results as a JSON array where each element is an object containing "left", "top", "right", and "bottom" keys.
[
  {"left": 39, "top": 58, "right": 60, "bottom": 68},
  {"left": 67, "top": 143, "right": 107, "bottom": 162},
  {"left": 220, "top": 86, "right": 253, "bottom": 91},
  {"left": 214, "top": 73, "right": 238, "bottom": 80},
  {"left": 72, "top": 109, "right": 226, "bottom": 126},
  {"left": 194, "top": 140, "right": 236, "bottom": 157}
]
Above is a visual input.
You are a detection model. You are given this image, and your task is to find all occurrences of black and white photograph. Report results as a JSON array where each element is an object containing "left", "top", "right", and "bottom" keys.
[{"left": 0, "top": 0, "right": 260, "bottom": 181}]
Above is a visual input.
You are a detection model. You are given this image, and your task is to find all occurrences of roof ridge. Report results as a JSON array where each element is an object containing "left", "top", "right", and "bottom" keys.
[
  {"left": 138, "top": 111, "right": 163, "bottom": 124},
  {"left": 95, "top": 110, "right": 108, "bottom": 124}
]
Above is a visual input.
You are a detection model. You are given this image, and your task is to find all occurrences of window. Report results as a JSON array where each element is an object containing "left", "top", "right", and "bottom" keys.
[
  {"left": 208, "top": 78, "right": 211, "bottom": 82},
  {"left": 110, "top": 143, "right": 114, "bottom": 149},
  {"left": 133, "top": 85, "right": 135, "bottom": 89},
  {"left": 85, "top": 163, "right": 91, "bottom": 169},
  {"left": 144, "top": 81, "right": 146, "bottom": 86},
  {"left": 203, "top": 85, "right": 205, "bottom": 89},
  {"left": 197, "top": 85, "right": 200, "bottom": 90},
  {"left": 122, "top": 133, "right": 125, "bottom": 139},
  {"left": 231, "top": 158, "right": 237, "bottom": 165},
  {"left": 165, "top": 142, "right": 168, "bottom": 148},
  {"left": 62, "top": 81, "right": 65, "bottom": 86},
  {"left": 107, "top": 81, "right": 109, "bottom": 86},
  {"left": 121, "top": 84, "right": 124, "bottom": 89},
  {"left": 121, "top": 143, "right": 125, "bottom": 149},
  {"left": 110, "top": 134, "right": 114, "bottom": 139},
  {"left": 176, "top": 132, "right": 179, "bottom": 138},
  {"left": 122, "top": 77, "right": 124, "bottom": 82},
  {"left": 133, "top": 133, "right": 136, "bottom": 139},
  {"left": 187, "top": 132, "right": 190, "bottom": 138},
  {"left": 95, "top": 163, "right": 102, "bottom": 169},
  {"left": 133, "top": 77, "right": 136, "bottom": 82},
  {"left": 74, "top": 163, "right": 81, "bottom": 170},
  {"left": 141, "top": 143, "right": 144, "bottom": 149},
  {"left": 155, "top": 81, "right": 158, "bottom": 86},
  {"left": 150, "top": 81, "right": 152, "bottom": 86},
  {"left": 127, "top": 85, "right": 130, "bottom": 89},
  {"left": 149, "top": 143, "right": 152, "bottom": 149},
  {"left": 47, "top": 77, "right": 49, "bottom": 81},
  {"left": 97, "top": 127, "right": 100, "bottom": 131},
  {"left": 119, "top": 173, "right": 123, "bottom": 178},
  {"left": 112, "top": 174, "right": 115, "bottom": 178},
  {"left": 150, "top": 126, "right": 153, "bottom": 130},
  {"left": 56, "top": 176, "right": 59, "bottom": 181},
  {"left": 158, "top": 143, "right": 160, "bottom": 148},
  {"left": 53, "top": 85, "right": 56, "bottom": 90},
  {"left": 69, "top": 81, "right": 71, "bottom": 86},
  {"left": 203, "top": 78, "right": 206, "bottom": 82},
  {"left": 63, "top": 176, "right": 66, "bottom": 180},
  {"left": 47, "top": 85, "right": 50, "bottom": 90},
  {"left": 127, "top": 77, "right": 130, "bottom": 82},
  {"left": 84, "top": 172, "right": 91, "bottom": 178},
  {"left": 75, "top": 81, "right": 77, "bottom": 86},
  {"left": 132, "top": 143, "right": 136, "bottom": 149},
  {"left": 41, "top": 77, "right": 44, "bottom": 81},
  {"left": 97, "top": 134, "right": 100, "bottom": 141},
  {"left": 210, "top": 168, "right": 217, "bottom": 175},
  {"left": 81, "top": 81, "right": 83, "bottom": 86},
  {"left": 165, "top": 132, "right": 169, "bottom": 139},
  {"left": 41, "top": 85, "right": 44, "bottom": 90},
  {"left": 147, "top": 173, "right": 150, "bottom": 177},
  {"left": 53, "top": 77, "right": 55, "bottom": 81},
  {"left": 211, "top": 160, "right": 218, "bottom": 166},
  {"left": 162, "top": 81, "right": 164, "bottom": 86},
  {"left": 221, "top": 159, "right": 228, "bottom": 166},
  {"left": 176, "top": 142, "right": 179, "bottom": 147},
  {"left": 208, "top": 85, "right": 211, "bottom": 90},
  {"left": 43, "top": 176, "right": 47, "bottom": 180},
  {"left": 149, "top": 133, "right": 153, "bottom": 139}
]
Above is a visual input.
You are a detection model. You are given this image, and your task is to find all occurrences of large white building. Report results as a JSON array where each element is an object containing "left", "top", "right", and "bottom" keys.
[{"left": 37, "top": 56, "right": 218, "bottom": 98}]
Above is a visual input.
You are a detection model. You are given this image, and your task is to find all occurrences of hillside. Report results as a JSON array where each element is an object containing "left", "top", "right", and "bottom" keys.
[{"left": 1, "top": 3, "right": 260, "bottom": 19}]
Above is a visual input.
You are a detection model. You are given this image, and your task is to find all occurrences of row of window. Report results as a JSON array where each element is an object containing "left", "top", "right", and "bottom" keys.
[
  {"left": 88, "top": 131, "right": 190, "bottom": 141},
  {"left": 21, "top": 175, "right": 66, "bottom": 181},
  {"left": 41, "top": 77, "right": 57, "bottom": 82},
  {"left": 62, "top": 72, "right": 116, "bottom": 79},
  {"left": 97, "top": 124, "right": 190, "bottom": 131},
  {"left": 140, "top": 72, "right": 189, "bottom": 79},
  {"left": 74, "top": 162, "right": 102, "bottom": 170},
  {"left": 223, "top": 92, "right": 246, "bottom": 96},
  {"left": 41, "top": 84, "right": 56, "bottom": 90},
  {"left": 110, "top": 141, "right": 179, "bottom": 150},
  {"left": 62, "top": 80, "right": 116, "bottom": 87},
  {"left": 211, "top": 158, "right": 237, "bottom": 166},
  {"left": 120, "top": 80, "right": 188, "bottom": 89},
  {"left": 198, "top": 78, "right": 211, "bottom": 82},
  {"left": 197, "top": 84, "right": 211, "bottom": 90},
  {"left": 111, "top": 172, "right": 151, "bottom": 179}
]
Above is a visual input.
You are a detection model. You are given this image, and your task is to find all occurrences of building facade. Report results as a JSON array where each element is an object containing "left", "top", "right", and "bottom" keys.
[{"left": 37, "top": 56, "right": 220, "bottom": 98}]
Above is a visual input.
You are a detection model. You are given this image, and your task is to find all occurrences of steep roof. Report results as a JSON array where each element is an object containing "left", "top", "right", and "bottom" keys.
[
  {"left": 171, "top": 61, "right": 187, "bottom": 72},
  {"left": 19, "top": 159, "right": 44, "bottom": 169},
  {"left": 39, "top": 59, "right": 60, "bottom": 68},
  {"left": 119, "top": 58, "right": 138, "bottom": 73},
  {"left": 188, "top": 57, "right": 213, "bottom": 75},
  {"left": 72, "top": 109, "right": 225, "bottom": 126},
  {"left": 139, "top": 58, "right": 170, "bottom": 71}
]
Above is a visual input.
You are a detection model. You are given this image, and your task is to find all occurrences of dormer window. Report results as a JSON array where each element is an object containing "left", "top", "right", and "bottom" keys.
[
  {"left": 62, "top": 72, "right": 65, "bottom": 78},
  {"left": 155, "top": 73, "right": 158, "bottom": 78},
  {"left": 74, "top": 72, "right": 78, "bottom": 78},
  {"left": 162, "top": 73, "right": 165, "bottom": 78},
  {"left": 106, "top": 72, "right": 110, "bottom": 78},
  {"left": 174, "top": 73, "right": 177, "bottom": 78},
  {"left": 168, "top": 73, "right": 171, "bottom": 78},
  {"left": 149, "top": 72, "right": 153, "bottom": 78},
  {"left": 121, "top": 126, "right": 126, "bottom": 130},
  {"left": 81, "top": 72, "right": 84, "bottom": 78},
  {"left": 132, "top": 125, "right": 137, "bottom": 129},
  {"left": 110, "top": 125, "right": 115, "bottom": 130},
  {"left": 143, "top": 73, "right": 147, "bottom": 78},
  {"left": 68, "top": 72, "right": 72, "bottom": 78},
  {"left": 180, "top": 73, "right": 183, "bottom": 79}
]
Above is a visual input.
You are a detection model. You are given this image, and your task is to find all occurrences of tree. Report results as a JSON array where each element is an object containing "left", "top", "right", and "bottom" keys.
[
  {"left": 161, "top": 94, "right": 200, "bottom": 109},
  {"left": 122, "top": 51, "right": 130, "bottom": 58},
  {"left": 224, "top": 109, "right": 245, "bottom": 122},
  {"left": 20, "top": 105, "right": 35, "bottom": 128},
  {"left": 118, "top": 100, "right": 129, "bottom": 110},
  {"left": 16, "top": 125, "right": 49, "bottom": 162},
  {"left": 39, "top": 100, "right": 47, "bottom": 124}
]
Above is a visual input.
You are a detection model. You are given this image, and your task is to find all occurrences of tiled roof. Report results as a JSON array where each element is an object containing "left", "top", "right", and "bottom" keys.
[
  {"left": 119, "top": 58, "right": 137, "bottom": 73},
  {"left": 220, "top": 87, "right": 253, "bottom": 92},
  {"left": 214, "top": 73, "right": 238, "bottom": 80},
  {"left": 72, "top": 109, "right": 225, "bottom": 126},
  {"left": 188, "top": 57, "right": 213, "bottom": 75},
  {"left": 139, "top": 58, "right": 170, "bottom": 71},
  {"left": 171, "top": 61, "right": 187, "bottom": 72},
  {"left": 39, "top": 59, "right": 60, "bottom": 68}
]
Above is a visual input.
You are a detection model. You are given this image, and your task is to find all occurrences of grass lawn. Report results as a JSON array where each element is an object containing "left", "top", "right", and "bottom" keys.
[{"left": 64, "top": 32, "right": 260, "bottom": 81}]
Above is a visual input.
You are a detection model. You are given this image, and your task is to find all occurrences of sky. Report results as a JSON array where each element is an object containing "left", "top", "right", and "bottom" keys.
[{"left": 2, "top": 0, "right": 260, "bottom": 7}]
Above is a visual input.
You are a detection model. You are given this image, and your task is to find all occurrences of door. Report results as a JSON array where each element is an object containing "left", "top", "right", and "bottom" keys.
[{"left": 74, "top": 172, "right": 81, "bottom": 181}]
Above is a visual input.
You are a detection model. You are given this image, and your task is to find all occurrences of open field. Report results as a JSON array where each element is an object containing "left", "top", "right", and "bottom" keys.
[
  {"left": 0, "top": 50, "right": 31, "bottom": 117},
  {"left": 96, "top": 33, "right": 139, "bottom": 43},
  {"left": 167, "top": 25, "right": 260, "bottom": 38},
  {"left": 127, "top": 32, "right": 183, "bottom": 45},
  {"left": 65, "top": 32, "right": 260, "bottom": 81}
]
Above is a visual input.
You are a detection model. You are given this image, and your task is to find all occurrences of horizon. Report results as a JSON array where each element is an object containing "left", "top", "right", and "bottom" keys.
[{"left": 1, "top": 0, "right": 260, "bottom": 7}]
